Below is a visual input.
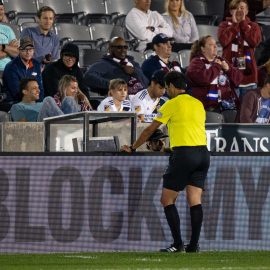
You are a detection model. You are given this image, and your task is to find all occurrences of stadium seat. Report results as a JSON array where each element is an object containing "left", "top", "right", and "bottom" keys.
[
  {"left": 178, "top": 49, "right": 191, "bottom": 69},
  {"left": 78, "top": 48, "right": 104, "bottom": 69},
  {"left": 106, "top": 0, "right": 134, "bottom": 15},
  {"left": 4, "top": 0, "right": 38, "bottom": 25},
  {"left": 37, "top": 0, "right": 79, "bottom": 23},
  {"left": 127, "top": 50, "right": 145, "bottom": 66},
  {"left": 54, "top": 23, "right": 91, "bottom": 43},
  {"left": 150, "top": 0, "right": 166, "bottom": 14},
  {"left": 206, "top": 111, "right": 224, "bottom": 123},
  {"left": 185, "top": 0, "right": 218, "bottom": 25},
  {"left": 19, "top": 22, "right": 39, "bottom": 32},
  {"left": 89, "top": 23, "right": 115, "bottom": 42},
  {"left": 222, "top": 110, "right": 237, "bottom": 123},
  {"left": 72, "top": 0, "right": 107, "bottom": 14},
  {"left": 79, "top": 13, "right": 112, "bottom": 25},
  {"left": 197, "top": 24, "right": 218, "bottom": 41}
]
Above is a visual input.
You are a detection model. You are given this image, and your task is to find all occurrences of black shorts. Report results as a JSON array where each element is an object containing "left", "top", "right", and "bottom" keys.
[{"left": 163, "top": 146, "right": 210, "bottom": 192}]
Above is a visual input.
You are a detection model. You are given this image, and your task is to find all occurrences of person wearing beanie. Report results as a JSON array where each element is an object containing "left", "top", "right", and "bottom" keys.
[{"left": 42, "top": 42, "right": 90, "bottom": 100}]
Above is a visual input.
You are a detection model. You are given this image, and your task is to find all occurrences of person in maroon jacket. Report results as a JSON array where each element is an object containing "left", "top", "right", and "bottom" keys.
[
  {"left": 218, "top": 0, "right": 262, "bottom": 99},
  {"left": 186, "top": 35, "right": 242, "bottom": 116},
  {"left": 240, "top": 75, "right": 270, "bottom": 123}
]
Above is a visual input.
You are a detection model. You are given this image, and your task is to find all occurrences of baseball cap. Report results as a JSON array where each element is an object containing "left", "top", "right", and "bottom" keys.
[
  {"left": 152, "top": 33, "right": 174, "bottom": 45},
  {"left": 19, "top": 37, "right": 34, "bottom": 50},
  {"left": 151, "top": 69, "right": 167, "bottom": 87},
  {"left": 148, "top": 129, "right": 168, "bottom": 141}
]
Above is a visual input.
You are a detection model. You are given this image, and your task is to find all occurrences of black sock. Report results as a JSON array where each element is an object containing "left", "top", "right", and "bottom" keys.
[
  {"left": 164, "top": 204, "right": 182, "bottom": 247},
  {"left": 189, "top": 204, "right": 203, "bottom": 246}
]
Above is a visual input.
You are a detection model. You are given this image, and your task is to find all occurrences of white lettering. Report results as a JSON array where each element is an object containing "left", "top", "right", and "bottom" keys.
[
  {"left": 230, "top": 137, "right": 239, "bottom": 152},
  {"left": 260, "top": 137, "right": 269, "bottom": 152},
  {"left": 241, "top": 138, "right": 254, "bottom": 152},
  {"left": 215, "top": 137, "right": 226, "bottom": 152}
]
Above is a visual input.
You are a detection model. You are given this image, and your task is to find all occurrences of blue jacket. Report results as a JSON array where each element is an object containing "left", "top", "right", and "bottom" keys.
[
  {"left": 3, "top": 56, "right": 44, "bottom": 103},
  {"left": 83, "top": 54, "right": 149, "bottom": 95},
  {"left": 141, "top": 55, "right": 182, "bottom": 81}
]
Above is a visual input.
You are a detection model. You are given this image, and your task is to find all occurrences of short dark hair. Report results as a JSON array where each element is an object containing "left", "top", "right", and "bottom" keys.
[
  {"left": 164, "top": 71, "right": 188, "bottom": 90},
  {"left": 37, "top": 6, "right": 55, "bottom": 18},
  {"left": 19, "top": 77, "right": 38, "bottom": 100}
]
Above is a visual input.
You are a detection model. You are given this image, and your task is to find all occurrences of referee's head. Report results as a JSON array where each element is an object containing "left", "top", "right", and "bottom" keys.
[{"left": 164, "top": 71, "right": 188, "bottom": 98}]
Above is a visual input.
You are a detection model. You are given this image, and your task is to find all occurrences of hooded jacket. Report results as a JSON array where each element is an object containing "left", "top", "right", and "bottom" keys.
[{"left": 42, "top": 43, "right": 89, "bottom": 99}]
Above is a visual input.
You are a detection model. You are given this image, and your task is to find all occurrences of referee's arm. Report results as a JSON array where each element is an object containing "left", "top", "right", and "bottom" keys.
[{"left": 121, "top": 120, "right": 162, "bottom": 152}]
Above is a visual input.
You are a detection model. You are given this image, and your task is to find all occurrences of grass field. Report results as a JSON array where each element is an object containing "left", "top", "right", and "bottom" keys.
[{"left": 0, "top": 251, "right": 270, "bottom": 270}]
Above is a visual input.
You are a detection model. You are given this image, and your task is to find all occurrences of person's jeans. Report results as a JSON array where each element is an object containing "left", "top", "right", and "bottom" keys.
[
  {"left": 37, "top": 96, "right": 80, "bottom": 121},
  {"left": 236, "top": 84, "right": 257, "bottom": 99}
]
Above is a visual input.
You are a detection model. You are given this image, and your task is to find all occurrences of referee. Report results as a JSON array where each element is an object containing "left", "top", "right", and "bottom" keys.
[{"left": 121, "top": 71, "right": 210, "bottom": 252}]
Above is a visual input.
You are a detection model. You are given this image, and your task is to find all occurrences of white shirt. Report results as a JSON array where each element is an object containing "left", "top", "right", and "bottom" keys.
[
  {"left": 125, "top": 8, "right": 173, "bottom": 52},
  {"left": 97, "top": 97, "right": 132, "bottom": 112},
  {"left": 163, "top": 12, "right": 199, "bottom": 43},
  {"left": 131, "top": 89, "right": 167, "bottom": 122}
]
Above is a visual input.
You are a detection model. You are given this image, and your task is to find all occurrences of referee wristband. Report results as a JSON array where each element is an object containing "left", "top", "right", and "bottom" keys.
[{"left": 129, "top": 145, "right": 136, "bottom": 152}]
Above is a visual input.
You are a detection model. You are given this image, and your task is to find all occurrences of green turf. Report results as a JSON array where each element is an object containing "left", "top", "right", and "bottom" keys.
[{"left": 0, "top": 251, "right": 270, "bottom": 270}]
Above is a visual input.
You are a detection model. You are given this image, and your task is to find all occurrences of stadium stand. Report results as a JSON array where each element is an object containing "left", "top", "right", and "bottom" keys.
[
  {"left": 4, "top": 0, "right": 37, "bottom": 24},
  {"left": 106, "top": 0, "right": 134, "bottom": 15}
]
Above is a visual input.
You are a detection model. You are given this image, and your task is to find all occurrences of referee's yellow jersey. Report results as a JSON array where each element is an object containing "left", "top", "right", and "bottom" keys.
[{"left": 154, "top": 94, "right": 207, "bottom": 148}]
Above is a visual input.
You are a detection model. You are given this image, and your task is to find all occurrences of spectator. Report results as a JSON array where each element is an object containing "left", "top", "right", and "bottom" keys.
[
  {"left": 0, "top": 23, "right": 19, "bottom": 72},
  {"left": 2, "top": 37, "right": 44, "bottom": 107},
  {"left": 54, "top": 75, "right": 92, "bottom": 112},
  {"left": 141, "top": 33, "right": 182, "bottom": 81},
  {"left": 146, "top": 128, "right": 168, "bottom": 152},
  {"left": 131, "top": 69, "right": 167, "bottom": 123},
  {"left": 84, "top": 37, "right": 148, "bottom": 96},
  {"left": 97, "top": 79, "right": 131, "bottom": 112},
  {"left": 42, "top": 42, "right": 89, "bottom": 100},
  {"left": 240, "top": 75, "right": 270, "bottom": 123},
  {"left": 20, "top": 6, "right": 59, "bottom": 65},
  {"left": 186, "top": 35, "right": 242, "bottom": 116},
  {"left": 10, "top": 77, "right": 80, "bottom": 122},
  {"left": 223, "top": 0, "right": 264, "bottom": 21},
  {"left": 218, "top": 0, "right": 262, "bottom": 99},
  {"left": 163, "top": 0, "right": 198, "bottom": 49},
  {"left": 258, "top": 58, "right": 270, "bottom": 87},
  {"left": 125, "top": 0, "right": 173, "bottom": 52},
  {"left": 0, "top": 1, "right": 9, "bottom": 23}
]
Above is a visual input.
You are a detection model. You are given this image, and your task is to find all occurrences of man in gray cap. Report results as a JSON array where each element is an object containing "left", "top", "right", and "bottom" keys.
[{"left": 2, "top": 36, "right": 44, "bottom": 109}]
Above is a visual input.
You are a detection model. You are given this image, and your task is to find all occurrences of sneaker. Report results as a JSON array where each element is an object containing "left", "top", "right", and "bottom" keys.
[
  {"left": 160, "top": 243, "right": 184, "bottom": 253},
  {"left": 185, "top": 243, "right": 200, "bottom": 253}
]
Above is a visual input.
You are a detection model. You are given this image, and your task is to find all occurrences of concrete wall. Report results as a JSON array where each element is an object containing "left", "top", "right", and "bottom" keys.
[
  {"left": 0, "top": 121, "right": 168, "bottom": 152},
  {"left": 0, "top": 122, "right": 44, "bottom": 152}
]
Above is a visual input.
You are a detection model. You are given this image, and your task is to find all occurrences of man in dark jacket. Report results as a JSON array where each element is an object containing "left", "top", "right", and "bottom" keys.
[
  {"left": 83, "top": 37, "right": 149, "bottom": 96},
  {"left": 42, "top": 42, "right": 90, "bottom": 100},
  {"left": 2, "top": 36, "right": 44, "bottom": 106}
]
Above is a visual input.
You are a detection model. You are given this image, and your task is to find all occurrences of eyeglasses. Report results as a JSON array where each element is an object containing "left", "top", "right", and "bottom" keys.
[
  {"left": 20, "top": 48, "right": 34, "bottom": 53},
  {"left": 111, "top": 45, "right": 128, "bottom": 50}
]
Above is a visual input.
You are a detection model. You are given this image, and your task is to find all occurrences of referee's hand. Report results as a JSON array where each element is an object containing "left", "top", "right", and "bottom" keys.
[{"left": 120, "top": 145, "right": 132, "bottom": 153}]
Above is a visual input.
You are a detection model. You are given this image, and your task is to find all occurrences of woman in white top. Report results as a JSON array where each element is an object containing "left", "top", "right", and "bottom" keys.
[
  {"left": 163, "top": 0, "right": 199, "bottom": 44},
  {"left": 97, "top": 79, "right": 132, "bottom": 112}
]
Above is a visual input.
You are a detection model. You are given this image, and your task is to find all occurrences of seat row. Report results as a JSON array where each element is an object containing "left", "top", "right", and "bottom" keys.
[{"left": 5, "top": 0, "right": 225, "bottom": 26}]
